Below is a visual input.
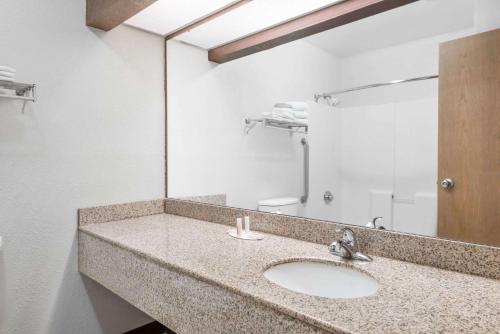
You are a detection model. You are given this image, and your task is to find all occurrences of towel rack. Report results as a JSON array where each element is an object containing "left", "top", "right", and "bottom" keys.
[
  {"left": 245, "top": 118, "right": 308, "bottom": 134},
  {"left": 0, "top": 80, "right": 36, "bottom": 102}
]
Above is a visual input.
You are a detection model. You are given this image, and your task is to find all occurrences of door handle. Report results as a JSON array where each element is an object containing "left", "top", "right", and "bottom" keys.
[{"left": 440, "top": 178, "right": 455, "bottom": 190}]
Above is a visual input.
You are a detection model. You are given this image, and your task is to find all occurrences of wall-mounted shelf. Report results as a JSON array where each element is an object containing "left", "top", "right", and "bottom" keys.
[
  {"left": 245, "top": 118, "right": 308, "bottom": 134},
  {"left": 0, "top": 80, "right": 36, "bottom": 102}
]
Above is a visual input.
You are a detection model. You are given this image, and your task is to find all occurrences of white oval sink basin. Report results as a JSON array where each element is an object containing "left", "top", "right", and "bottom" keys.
[{"left": 263, "top": 261, "right": 379, "bottom": 299}]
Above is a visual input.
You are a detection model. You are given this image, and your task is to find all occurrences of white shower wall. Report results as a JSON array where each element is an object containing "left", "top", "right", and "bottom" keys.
[
  {"left": 329, "top": 32, "right": 453, "bottom": 232},
  {"left": 327, "top": 0, "right": 500, "bottom": 233}
]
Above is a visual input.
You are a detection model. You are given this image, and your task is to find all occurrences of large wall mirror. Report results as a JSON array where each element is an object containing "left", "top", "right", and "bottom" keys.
[{"left": 166, "top": 0, "right": 500, "bottom": 247}]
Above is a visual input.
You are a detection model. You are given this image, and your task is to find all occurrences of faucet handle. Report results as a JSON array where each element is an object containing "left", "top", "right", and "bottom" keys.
[
  {"left": 328, "top": 240, "right": 354, "bottom": 259},
  {"left": 330, "top": 227, "right": 372, "bottom": 262},
  {"left": 329, "top": 239, "right": 372, "bottom": 262},
  {"left": 336, "top": 227, "right": 354, "bottom": 236},
  {"left": 366, "top": 217, "right": 386, "bottom": 230},
  {"left": 337, "top": 227, "right": 357, "bottom": 248}
]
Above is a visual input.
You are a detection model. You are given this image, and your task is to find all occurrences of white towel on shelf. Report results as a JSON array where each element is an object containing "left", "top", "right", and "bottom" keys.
[
  {"left": 274, "top": 101, "right": 309, "bottom": 111},
  {"left": 0, "top": 88, "right": 14, "bottom": 95},
  {"left": 262, "top": 101, "right": 310, "bottom": 126},
  {"left": 0, "top": 71, "right": 15, "bottom": 78},
  {"left": 264, "top": 110, "right": 294, "bottom": 120},
  {"left": 262, "top": 112, "right": 293, "bottom": 122},
  {"left": 267, "top": 115, "right": 291, "bottom": 123},
  {"left": 0, "top": 76, "right": 14, "bottom": 82},
  {"left": 0, "top": 66, "right": 16, "bottom": 73},
  {"left": 272, "top": 107, "right": 310, "bottom": 119},
  {"left": 272, "top": 108, "right": 296, "bottom": 120},
  {"left": 292, "top": 118, "right": 309, "bottom": 125},
  {"left": 291, "top": 110, "right": 309, "bottom": 119}
]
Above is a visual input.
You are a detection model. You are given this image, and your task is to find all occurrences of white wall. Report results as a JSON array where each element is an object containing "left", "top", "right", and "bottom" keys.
[
  {"left": 167, "top": 39, "right": 338, "bottom": 214},
  {"left": 0, "top": 1, "right": 164, "bottom": 333},
  {"left": 474, "top": 0, "right": 500, "bottom": 33}
]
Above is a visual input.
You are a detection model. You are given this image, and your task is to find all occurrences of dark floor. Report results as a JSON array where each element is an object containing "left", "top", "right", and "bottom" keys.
[{"left": 124, "top": 321, "right": 176, "bottom": 334}]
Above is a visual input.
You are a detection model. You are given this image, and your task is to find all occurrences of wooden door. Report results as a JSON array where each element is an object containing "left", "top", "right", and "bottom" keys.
[{"left": 437, "top": 29, "right": 500, "bottom": 246}]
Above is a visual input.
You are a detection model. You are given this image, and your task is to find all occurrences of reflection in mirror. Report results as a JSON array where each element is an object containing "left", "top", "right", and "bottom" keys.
[{"left": 167, "top": 0, "right": 500, "bottom": 247}]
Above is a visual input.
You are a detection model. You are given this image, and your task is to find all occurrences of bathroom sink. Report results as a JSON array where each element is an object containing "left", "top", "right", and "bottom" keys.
[{"left": 263, "top": 261, "right": 379, "bottom": 299}]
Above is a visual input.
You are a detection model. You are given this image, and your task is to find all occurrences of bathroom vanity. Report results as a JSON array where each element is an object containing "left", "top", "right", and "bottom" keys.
[{"left": 78, "top": 199, "right": 500, "bottom": 334}]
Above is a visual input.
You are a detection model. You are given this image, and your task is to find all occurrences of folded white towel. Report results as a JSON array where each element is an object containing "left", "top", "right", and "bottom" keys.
[
  {"left": 291, "top": 110, "right": 309, "bottom": 119},
  {"left": 263, "top": 109, "right": 309, "bottom": 125},
  {"left": 263, "top": 111, "right": 294, "bottom": 121},
  {"left": 271, "top": 107, "right": 309, "bottom": 119},
  {"left": 0, "top": 76, "right": 14, "bottom": 82},
  {"left": 291, "top": 118, "right": 308, "bottom": 125},
  {"left": 262, "top": 114, "right": 308, "bottom": 125},
  {"left": 272, "top": 108, "right": 296, "bottom": 119},
  {"left": 0, "top": 66, "right": 16, "bottom": 73},
  {"left": 0, "top": 88, "right": 14, "bottom": 96},
  {"left": 274, "top": 101, "right": 309, "bottom": 111},
  {"left": 0, "top": 71, "right": 15, "bottom": 78},
  {"left": 267, "top": 115, "right": 292, "bottom": 123}
]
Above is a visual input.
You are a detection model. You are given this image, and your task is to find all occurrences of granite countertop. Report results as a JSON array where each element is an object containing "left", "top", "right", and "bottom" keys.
[{"left": 79, "top": 214, "right": 500, "bottom": 334}]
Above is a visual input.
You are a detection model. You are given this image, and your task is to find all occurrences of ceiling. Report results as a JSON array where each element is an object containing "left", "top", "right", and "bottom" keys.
[
  {"left": 125, "top": 0, "right": 237, "bottom": 36},
  {"left": 126, "top": 0, "right": 475, "bottom": 58},
  {"left": 305, "top": 0, "right": 474, "bottom": 57},
  {"left": 173, "top": 0, "right": 344, "bottom": 49},
  {"left": 125, "top": 0, "right": 344, "bottom": 44}
]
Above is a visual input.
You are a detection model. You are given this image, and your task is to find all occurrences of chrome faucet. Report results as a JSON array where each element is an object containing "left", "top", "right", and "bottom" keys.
[
  {"left": 329, "top": 228, "right": 372, "bottom": 262},
  {"left": 366, "top": 216, "right": 386, "bottom": 230}
]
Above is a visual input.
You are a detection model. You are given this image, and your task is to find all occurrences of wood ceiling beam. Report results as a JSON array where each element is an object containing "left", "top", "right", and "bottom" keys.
[
  {"left": 208, "top": 0, "right": 418, "bottom": 64},
  {"left": 86, "top": 0, "right": 158, "bottom": 31}
]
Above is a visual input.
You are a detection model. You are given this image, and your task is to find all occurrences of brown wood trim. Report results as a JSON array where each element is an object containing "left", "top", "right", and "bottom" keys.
[
  {"left": 165, "top": 0, "right": 251, "bottom": 40},
  {"left": 86, "top": 0, "right": 158, "bottom": 31},
  {"left": 164, "top": 38, "right": 168, "bottom": 198},
  {"left": 208, "top": 0, "right": 418, "bottom": 63}
]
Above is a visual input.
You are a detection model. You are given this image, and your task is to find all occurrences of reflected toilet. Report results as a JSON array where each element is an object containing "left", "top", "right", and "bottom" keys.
[{"left": 258, "top": 197, "right": 299, "bottom": 215}]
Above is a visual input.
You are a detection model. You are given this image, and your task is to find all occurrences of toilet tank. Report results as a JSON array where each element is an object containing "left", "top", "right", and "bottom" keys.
[{"left": 258, "top": 197, "right": 299, "bottom": 216}]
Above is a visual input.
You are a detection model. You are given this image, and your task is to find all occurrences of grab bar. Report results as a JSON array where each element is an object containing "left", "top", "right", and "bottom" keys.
[{"left": 300, "top": 137, "right": 309, "bottom": 203}]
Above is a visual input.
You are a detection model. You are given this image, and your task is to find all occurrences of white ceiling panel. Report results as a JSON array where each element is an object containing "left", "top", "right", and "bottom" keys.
[
  {"left": 305, "top": 0, "right": 474, "bottom": 57},
  {"left": 125, "top": 0, "right": 237, "bottom": 36},
  {"left": 175, "top": 0, "right": 345, "bottom": 49}
]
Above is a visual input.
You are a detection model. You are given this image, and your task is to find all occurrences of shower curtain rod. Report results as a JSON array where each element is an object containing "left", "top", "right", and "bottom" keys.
[{"left": 314, "top": 74, "right": 438, "bottom": 102}]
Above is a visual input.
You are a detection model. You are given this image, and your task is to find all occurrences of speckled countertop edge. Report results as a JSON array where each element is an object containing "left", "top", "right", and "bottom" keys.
[{"left": 78, "top": 199, "right": 165, "bottom": 226}]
